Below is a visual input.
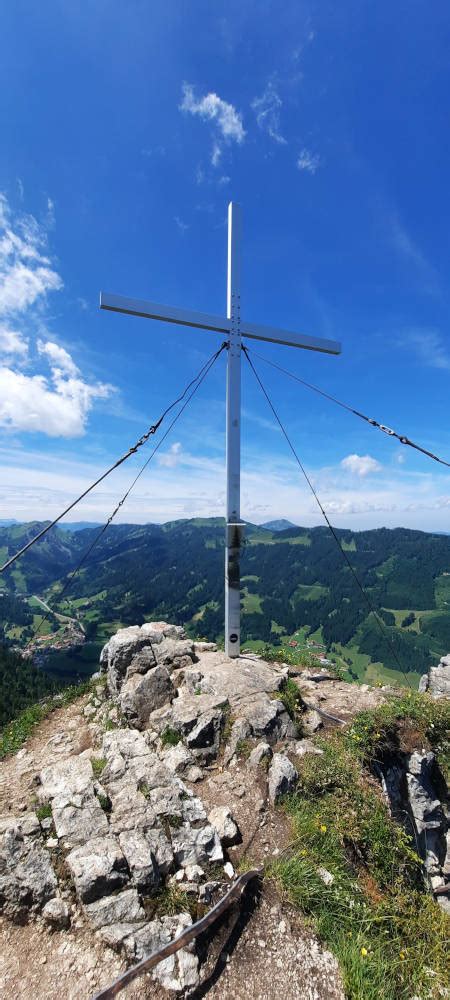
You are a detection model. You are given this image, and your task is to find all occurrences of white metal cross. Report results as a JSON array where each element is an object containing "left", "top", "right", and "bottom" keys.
[{"left": 100, "top": 202, "right": 341, "bottom": 658}]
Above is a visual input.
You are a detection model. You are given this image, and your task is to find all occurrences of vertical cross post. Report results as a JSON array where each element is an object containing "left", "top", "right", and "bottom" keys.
[
  {"left": 100, "top": 201, "right": 341, "bottom": 659},
  {"left": 225, "top": 202, "right": 243, "bottom": 657}
]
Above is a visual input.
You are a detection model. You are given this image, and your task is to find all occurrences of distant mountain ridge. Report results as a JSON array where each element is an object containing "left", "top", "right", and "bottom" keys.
[
  {"left": 1, "top": 518, "right": 450, "bottom": 687},
  {"left": 260, "top": 518, "right": 298, "bottom": 532}
]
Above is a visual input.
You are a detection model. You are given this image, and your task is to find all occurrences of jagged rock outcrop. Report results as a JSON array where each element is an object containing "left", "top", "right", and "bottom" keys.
[
  {"left": 419, "top": 653, "right": 450, "bottom": 699},
  {"left": 100, "top": 622, "right": 197, "bottom": 728},
  {"left": 15, "top": 622, "right": 450, "bottom": 996},
  {"left": 0, "top": 820, "right": 58, "bottom": 922},
  {"left": 268, "top": 753, "right": 298, "bottom": 804},
  {"left": 379, "top": 748, "right": 449, "bottom": 913}
]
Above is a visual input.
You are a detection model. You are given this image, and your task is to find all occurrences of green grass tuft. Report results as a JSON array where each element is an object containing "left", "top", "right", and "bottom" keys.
[
  {"left": 91, "top": 756, "right": 107, "bottom": 778},
  {"left": 161, "top": 726, "right": 182, "bottom": 747},
  {"left": 36, "top": 803, "right": 52, "bottom": 821},
  {"left": 274, "top": 677, "right": 303, "bottom": 727}
]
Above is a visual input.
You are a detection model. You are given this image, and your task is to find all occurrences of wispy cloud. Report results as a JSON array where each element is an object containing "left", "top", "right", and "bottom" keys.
[
  {"left": 297, "top": 149, "right": 321, "bottom": 174},
  {"left": 384, "top": 210, "right": 438, "bottom": 293},
  {"left": 252, "top": 83, "right": 287, "bottom": 145},
  {"left": 180, "top": 83, "right": 245, "bottom": 168},
  {"left": 174, "top": 216, "right": 189, "bottom": 234},
  {"left": 404, "top": 329, "right": 450, "bottom": 371}
]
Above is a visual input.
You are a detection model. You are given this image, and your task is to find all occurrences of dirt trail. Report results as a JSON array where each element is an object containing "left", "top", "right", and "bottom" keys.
[
  {"left": 0, "top": 699, "right": 92, "bottom": 816},
  {"left": 0, "top": 688, "right": 350, "bottom": 1000}
]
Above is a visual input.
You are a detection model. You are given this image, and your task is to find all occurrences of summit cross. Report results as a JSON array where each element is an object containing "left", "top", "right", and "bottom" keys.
[{"left": 100, "top": 202, "right": 341, "bottom": 658}]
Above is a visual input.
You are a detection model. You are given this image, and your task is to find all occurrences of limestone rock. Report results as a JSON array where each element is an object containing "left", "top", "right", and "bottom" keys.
[
  {"left": 39, "top": 756, "right": 108, "bottom": 848},
  {"left": 429, "top": 655, "right": 450, "bottom": 699},
  {"left": 292, "top": 739, "right": 324, "bottom": 758},
  {"left": 248, "top": 742, "right": 272, "bottom": 770},
  {"left": 107, "top": 784, "right": 157, "bottom": 835},
  {"left": 171, "top": 823, "right": 223, "bottom": 868},
  {"left": 185, "top": 708, "right": 223, "bottom": 759},
  {"left": 161, "top": 743, "right": 195, "bottom": 775},
  {"left": 268, "top": 754, "right": 298, "bottom": 804},
  {"left": 120, "top": 666, "right": 174, "bottom": 730},
  {"left": 208, "top": 806, "right": 241, "bottom": 846},
  {"left": 145, "top": 828, "right": 174, "bottom": 876},
  {"left": 224, "top": 718, "right": 252, "bottom": 763},
  {"left": 42, "top": 896, "right": 70, "bottom": 930},
  {"left": 0, "top": 813, "right": 40, "bottom": 837},
  {"left": 193, "top": 641, "right": 218, "bottom": 653},
  {"left": 406, "top": 752, "right": 443, "bottom": 835},
  {"left": 241, "top": 694, "right": 297, "bottom": 742},
  {"left": 52, "top": 797, "right": 109, "bottom": 848},
  {"left": 100, "top": 622, "right": 195, "bottom": 700},
  {"left": 118, "top": 831, "right": 160, "bottom": 891},
  {"left": 302, "top": 709, "right": 323, "bottom": 735},
  {"left": 84, "top": 887, "right": 146, "bottom": 932},
  {"left": 39, "top": 756, "right": 94, "bottom": 802},
  {"left": 66, "top": 836, "right": 129, "bottom": 903},
  {"left": 124, "top": 912, "right": 199, "bottom": 993},
  {"left": 0, "top": 826, "right": 57, "bottom": 921}
]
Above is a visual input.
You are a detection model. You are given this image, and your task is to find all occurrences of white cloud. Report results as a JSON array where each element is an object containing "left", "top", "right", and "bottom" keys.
[
  {"left": 37, "top": 338, "right": 79, "bottom": 376},
  {"left": 252, "top": 83, "right": 287, "bottom": 145},
  {"left": 0, "top": 326, "right": 28, "bottom": 359},
  {"left": 0, "top": 360, "right": 112, "bottom": 438},
  {"left": 0, "top": 195, "right": 115, "bottom": 437},
  {"left": 157, "top": 442, "right": 182, "bottom": 468},
  {"left": 297, "top": 149, "right": 321, "bottom": 174},
  {"left": 341, "top": 454, "right": 382, "bottom": 477},
  {"left": 0, "top": 193, "right": 62, "bottom": 316},
  {"left": 180, "top": 84, "right": 245, "bottom": 154}
]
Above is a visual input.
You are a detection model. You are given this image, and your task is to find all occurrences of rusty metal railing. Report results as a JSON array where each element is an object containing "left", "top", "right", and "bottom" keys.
[{"left": 91, "top": 868, "right": 261, "bottom": 1000}]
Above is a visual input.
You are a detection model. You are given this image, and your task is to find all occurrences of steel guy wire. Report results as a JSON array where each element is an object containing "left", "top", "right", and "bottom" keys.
[
  {"left": 0, "top": 343, "right": 227, "bottom": 575},
  {"left": 22, "top": 343, "right": 227, "bottom": 649},
  {"left": 243, "top": 345, "right": 414, "bottom": 689},
  {"left": 245, "top": 345, "right": 450, "bottom": 470}
]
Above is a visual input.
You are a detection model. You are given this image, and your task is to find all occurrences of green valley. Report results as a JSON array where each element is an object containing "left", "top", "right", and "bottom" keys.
[{"left": 1, "top": 519, "right": 449, "bottom": 697}]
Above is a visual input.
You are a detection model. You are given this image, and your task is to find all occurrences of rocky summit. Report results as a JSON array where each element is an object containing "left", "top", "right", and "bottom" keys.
[{"left": 0, "top": 622, "right": 449, "bottom": 1000}]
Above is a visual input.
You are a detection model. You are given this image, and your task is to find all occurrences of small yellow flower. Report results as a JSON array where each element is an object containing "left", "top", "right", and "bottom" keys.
[
  {"left": 320, "top": 824, "right": 327, "bottom": 833},
  {"left": 399, "top": 951, "right": 406, "bottom": 960},
  {"left": 374, "top": 732, "right": 381, "bottom": 739},
  {"left": 360, "top": 947, "right": 368, "bottom": 958},
  {"left": 300, "top": 849, "right": 308, "bottom": 857}
]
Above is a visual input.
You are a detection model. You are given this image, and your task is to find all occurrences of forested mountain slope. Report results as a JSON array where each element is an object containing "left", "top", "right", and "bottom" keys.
[{"left": 1, "top": 519, "right": 450, "bottom": 686}]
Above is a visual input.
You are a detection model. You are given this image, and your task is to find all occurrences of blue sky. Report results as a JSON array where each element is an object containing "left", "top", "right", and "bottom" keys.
[{"left": 1, "top": 0, "right": 450, "bottom": 530}]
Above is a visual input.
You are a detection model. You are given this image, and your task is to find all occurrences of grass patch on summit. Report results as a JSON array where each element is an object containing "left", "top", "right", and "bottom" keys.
[
  {"left": 0, "top": 678, "right": 94, "bottom": 759},
  {"left": 271, "top": 693, "right": 450, "bottom": 1000}
]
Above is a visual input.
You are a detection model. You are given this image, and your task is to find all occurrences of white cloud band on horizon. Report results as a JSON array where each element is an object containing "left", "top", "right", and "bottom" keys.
[{"left": 1, "top": 442, "right": 449, "bottom": 533}]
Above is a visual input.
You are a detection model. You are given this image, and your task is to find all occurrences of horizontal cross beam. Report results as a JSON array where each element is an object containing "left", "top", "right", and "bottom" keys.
[{"left": 100, "top": 291, "right": 341, "bottom": 355}]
